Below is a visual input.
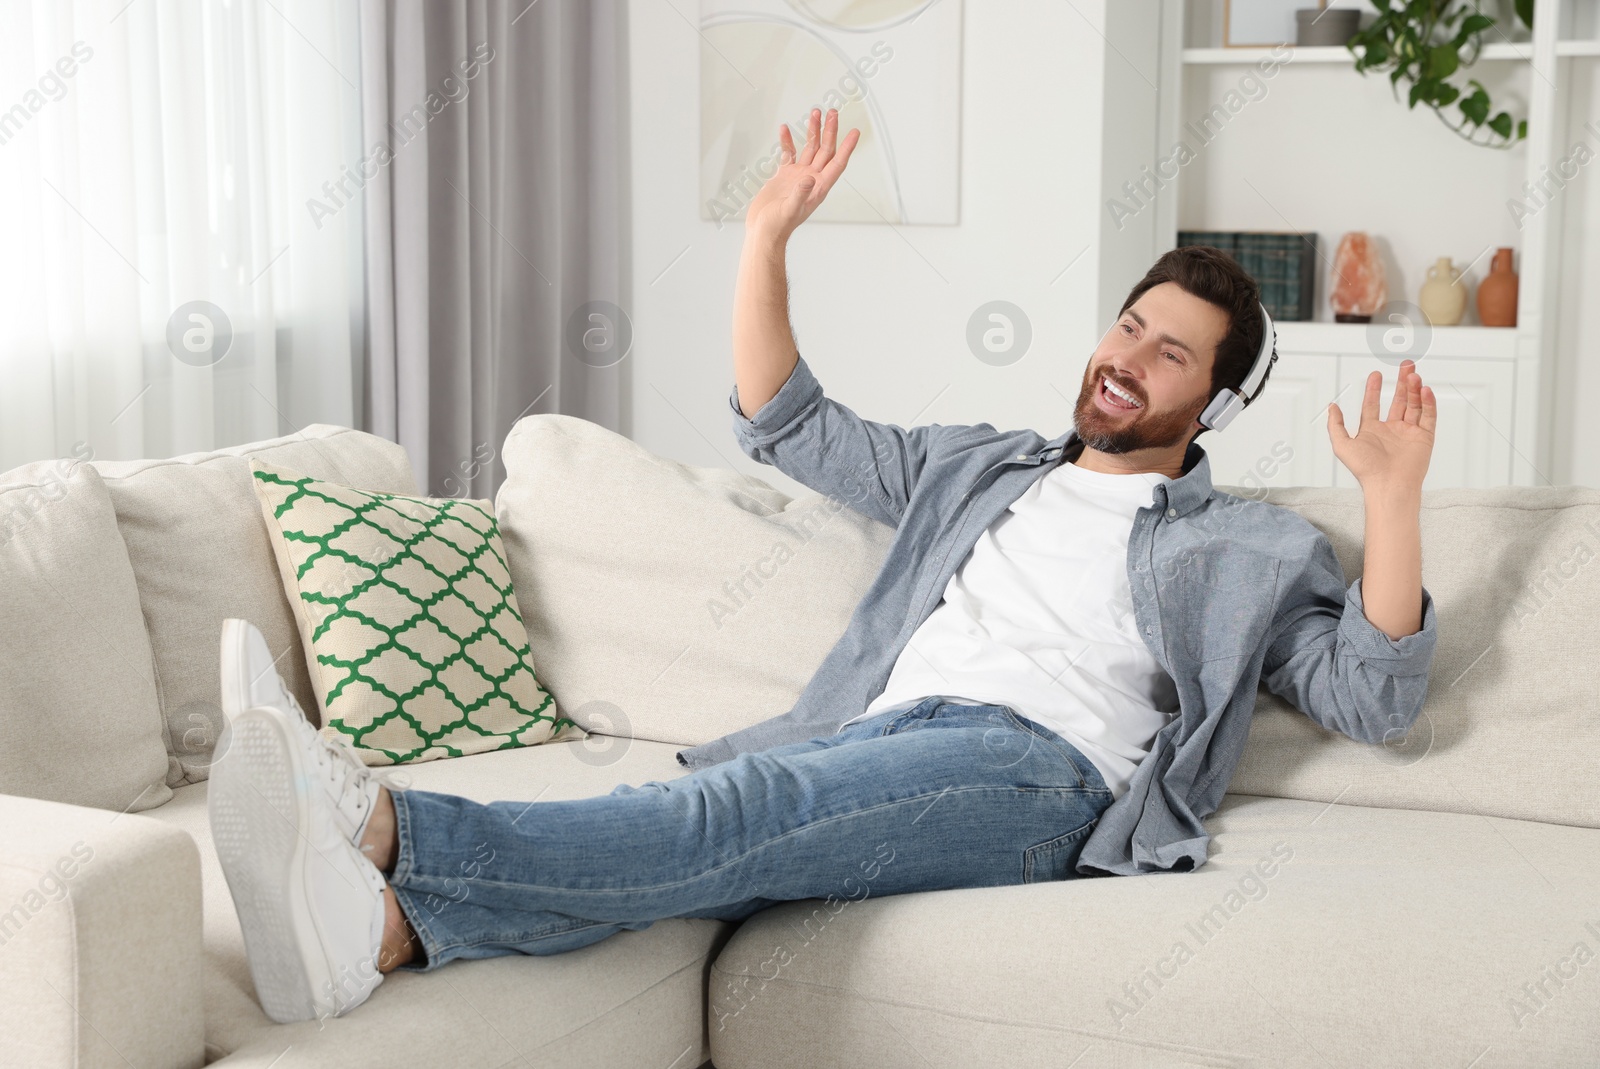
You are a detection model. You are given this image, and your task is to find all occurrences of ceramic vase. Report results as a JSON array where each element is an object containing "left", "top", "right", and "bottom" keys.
[
  {"left": 1418, "top": 257, "right": 1468, "bottom": 326},
  {"left": 1330, "top": 232, "right": 1387, "bottom": 323},
  {"left": 1477, "top": 247, "right": 1518, "bottom": 327}
]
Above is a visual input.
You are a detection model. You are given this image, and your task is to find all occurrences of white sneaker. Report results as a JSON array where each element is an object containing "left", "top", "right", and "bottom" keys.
[
  {"left": 219, "top": 617, "right": 304, "bottom": 728},
  {"left": 219, "top": 618, "right": 381, "bottom": 848},
  {"left": 211, "top": 621, "right": 391, "bottom": 1023}
]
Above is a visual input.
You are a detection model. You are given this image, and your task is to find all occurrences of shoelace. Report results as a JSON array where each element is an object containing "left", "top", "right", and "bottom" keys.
[{"left": 292, "top": 714, "right": 374, "bottom": 821}]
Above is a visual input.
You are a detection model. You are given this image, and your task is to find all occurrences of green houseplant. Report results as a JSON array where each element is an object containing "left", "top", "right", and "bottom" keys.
[{"left": 1347, "top": 0, "right": 1534, "bottom": 148}]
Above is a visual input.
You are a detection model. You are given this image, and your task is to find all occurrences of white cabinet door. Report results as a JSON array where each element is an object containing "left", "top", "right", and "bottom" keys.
[
  {"left": 1332, "top": 356, "right": 1516, "bottom": 489},
  {"left": 1202, "top": 353, "right": 1340, "bottom": 493}
]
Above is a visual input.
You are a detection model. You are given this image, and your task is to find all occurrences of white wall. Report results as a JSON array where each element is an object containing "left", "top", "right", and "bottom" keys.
[
  {"left": 1175, "top": 58, "right": 1533, "bottom": 327},
  {"left": 626, "top": 0, "right": 1118, "bottom": 499},
  {"left": 626, "top": 0, "right": 1599, "bottom": 490},
  {"left": 1172, "top": 47, "right": 1597, "bottom": 488},
  {"left": 1097, "top": 2, "right": 1164, "bottom": 331}
]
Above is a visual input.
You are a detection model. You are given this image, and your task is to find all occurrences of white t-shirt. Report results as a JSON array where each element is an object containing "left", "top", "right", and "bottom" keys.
[{"left": 839, "top": 458, "right": 1182, "bottom": 800}]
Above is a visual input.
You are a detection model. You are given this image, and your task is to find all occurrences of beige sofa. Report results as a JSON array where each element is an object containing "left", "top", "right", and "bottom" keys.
[{"left": 1, "top": 417, "right": 1596, "bottom": 1068}]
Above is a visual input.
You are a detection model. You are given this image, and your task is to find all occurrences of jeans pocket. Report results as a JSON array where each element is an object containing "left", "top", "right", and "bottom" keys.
[
  {"left": 993, "top": 708, "right": 1091, "bottom": 789},
  {"left": 1021, "top": 813, "right": 1102, "bottom": 884}
]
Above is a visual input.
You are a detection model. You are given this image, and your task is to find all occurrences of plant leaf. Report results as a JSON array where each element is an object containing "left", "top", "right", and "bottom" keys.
[
  {"left": 1428, "top": 44, "right": 1459, "bottom": 79},
  {"left": 1346, "top": 3, "right": 1529, "bottom": 150}
]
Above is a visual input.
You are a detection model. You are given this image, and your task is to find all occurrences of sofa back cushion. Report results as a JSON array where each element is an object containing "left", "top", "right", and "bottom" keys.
[
  {"left": 94, "top": 426, "right": 417, "bottom": 786},
  {"left": 498, "top": 415, "right": 1599, "bottom": 831},
  {"left": 1227, "top": 483, "right": 1600, "bottom": 829},
  {"left": 0, "top": 461, "right": 171, "bottom": 812},
  {"left": 495, "top": 414, "right": 896, "bottom": 750}
]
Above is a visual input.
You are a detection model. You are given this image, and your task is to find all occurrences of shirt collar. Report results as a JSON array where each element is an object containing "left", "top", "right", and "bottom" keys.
[{"left": 1033, "top": 427, "right": 1214, "bottom": 518}]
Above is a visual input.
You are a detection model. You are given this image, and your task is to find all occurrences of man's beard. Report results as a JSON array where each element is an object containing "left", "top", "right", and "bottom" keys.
[{"left": 1073, "top": 366, "right": 1206, "bottom": 455}]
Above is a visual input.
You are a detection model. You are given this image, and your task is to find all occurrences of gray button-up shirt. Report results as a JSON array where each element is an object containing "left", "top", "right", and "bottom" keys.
[{"left": 674, "top": 354, "right": 1439, "bottom": 876}]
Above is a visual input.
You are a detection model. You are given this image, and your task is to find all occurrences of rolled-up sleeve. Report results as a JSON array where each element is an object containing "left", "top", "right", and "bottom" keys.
[
  {"left": 729, "top": 353, "right": 968, "bottom": 529},
  {"left": 1260, "top": 533, "right": 1439, "bottom": 745}
]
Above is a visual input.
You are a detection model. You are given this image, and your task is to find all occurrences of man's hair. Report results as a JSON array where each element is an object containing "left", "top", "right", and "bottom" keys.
[{"left": 1118, "top": 246, "right": 1274, "bottom": 436}]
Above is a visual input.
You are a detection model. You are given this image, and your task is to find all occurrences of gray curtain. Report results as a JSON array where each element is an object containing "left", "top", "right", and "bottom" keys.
[{"left": 358, "top": 0, "right": 630, "bottom": 498}]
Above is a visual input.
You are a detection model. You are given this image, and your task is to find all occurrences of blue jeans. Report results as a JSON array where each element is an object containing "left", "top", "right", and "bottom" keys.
[{"left": 385, "top": 696, "right": 1114, "bottom": 971}]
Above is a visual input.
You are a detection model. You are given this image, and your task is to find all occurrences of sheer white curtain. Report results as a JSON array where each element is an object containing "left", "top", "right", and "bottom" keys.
[{"left": 0, "top": 0, "right": 366, "bottom": 471}]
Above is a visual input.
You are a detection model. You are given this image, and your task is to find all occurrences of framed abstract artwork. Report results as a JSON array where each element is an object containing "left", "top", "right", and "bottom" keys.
[{"left": 699, "top": 0, "right": 962, "bottom": 226}]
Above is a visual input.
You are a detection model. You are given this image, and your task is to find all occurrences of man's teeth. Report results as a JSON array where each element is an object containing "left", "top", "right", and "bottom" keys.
[{"left": 1103, "top": 377, "right": 1142, "bottom": 408}]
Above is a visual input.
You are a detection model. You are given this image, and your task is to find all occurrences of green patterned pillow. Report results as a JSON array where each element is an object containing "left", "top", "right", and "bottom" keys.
[{"left": 250, "top": 461, "right": 576, "bottom": 765}]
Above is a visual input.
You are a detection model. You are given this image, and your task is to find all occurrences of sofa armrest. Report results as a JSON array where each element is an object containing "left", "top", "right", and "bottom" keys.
[{"left": 0, "top": 793, "right": 204, "bottom": 1069}]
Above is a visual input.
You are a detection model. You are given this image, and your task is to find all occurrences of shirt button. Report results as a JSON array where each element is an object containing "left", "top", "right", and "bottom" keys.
[
  {"left": 1166, "top": 507, "right": 1177, "bottom": 518},
  {"left": 1016, "top": 454, "right": 1027, "bottom": 460}
]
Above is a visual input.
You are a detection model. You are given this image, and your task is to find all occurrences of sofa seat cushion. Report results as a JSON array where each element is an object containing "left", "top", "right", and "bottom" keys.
[
  {"left": 143, "top": 735, "right": 731, "bottom": 1068},
  {"left": 707, "top": 793, "right": 1600, "bottom": 1069}
]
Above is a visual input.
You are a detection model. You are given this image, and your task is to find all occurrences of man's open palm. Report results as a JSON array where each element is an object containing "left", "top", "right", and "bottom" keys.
[
  {"left": 1327, "top": 359, "right": 1437, "bottom": 492},
  {"left": 745, "top": 107, "right": 860, "bottom": 242}
]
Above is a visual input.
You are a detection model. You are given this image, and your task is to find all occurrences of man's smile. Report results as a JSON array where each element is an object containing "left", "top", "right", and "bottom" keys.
[{"left": 1097, "top": 375, "right": 1145, "bottom": 413}]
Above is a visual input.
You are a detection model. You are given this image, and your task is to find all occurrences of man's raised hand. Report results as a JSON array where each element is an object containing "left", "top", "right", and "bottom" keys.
[
  {"left": 744, "top": 107, "right": 860, "bottom": 244},
  {"left": 1327, "top": 360, "right": 1437, "bottom": 496}
]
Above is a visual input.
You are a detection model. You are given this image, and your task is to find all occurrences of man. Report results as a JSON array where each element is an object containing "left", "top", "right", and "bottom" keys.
[{"left": 210, "top": 107, "right": 1440, "bottom": 1023}]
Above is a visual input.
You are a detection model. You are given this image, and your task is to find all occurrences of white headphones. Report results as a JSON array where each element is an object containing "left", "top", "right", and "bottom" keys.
[{"left": 1197, "top": 302, "right": 1277, "bottom": 432}]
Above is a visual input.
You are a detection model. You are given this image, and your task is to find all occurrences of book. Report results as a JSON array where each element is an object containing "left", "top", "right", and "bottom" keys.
[{"left": 1175, "top": 230, "right": 1317, "bottom": 321}]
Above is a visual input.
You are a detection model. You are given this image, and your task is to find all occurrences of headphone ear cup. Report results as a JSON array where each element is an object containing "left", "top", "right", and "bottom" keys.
[
  {"left": 1200, "top": 388, "right": 1242, "bottom": 432},
  {"left": 1214, "top": 304, "right": 1276, "bottom": 429}
]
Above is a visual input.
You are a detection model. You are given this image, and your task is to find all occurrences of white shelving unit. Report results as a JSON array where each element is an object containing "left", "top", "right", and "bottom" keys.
[
  {"left": 1181, "top": 42, "right": 1540, "bottom": 63},
  {"left": 1153, "top": 0, "right": 1596, "bottom": 489}
]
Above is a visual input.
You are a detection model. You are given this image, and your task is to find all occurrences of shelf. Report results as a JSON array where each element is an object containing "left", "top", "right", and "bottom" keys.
[
  {"left": 1273, "top": 321, "right": 1519, "bottom": 359},
  {"left": 1162, "top": 1, "right": 1574, "bottom": 486},
  {"left": 1183, "top": 42, "right": 1533, "bottom": 64}
]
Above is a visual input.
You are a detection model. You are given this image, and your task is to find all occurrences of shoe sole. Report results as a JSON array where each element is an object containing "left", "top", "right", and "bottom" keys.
[
  {"left": 210, "top": 706, "right": 331, "bottom": 1024},
  {"left": 219, "top": 618, "right": 253, "bottom": 722}
]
